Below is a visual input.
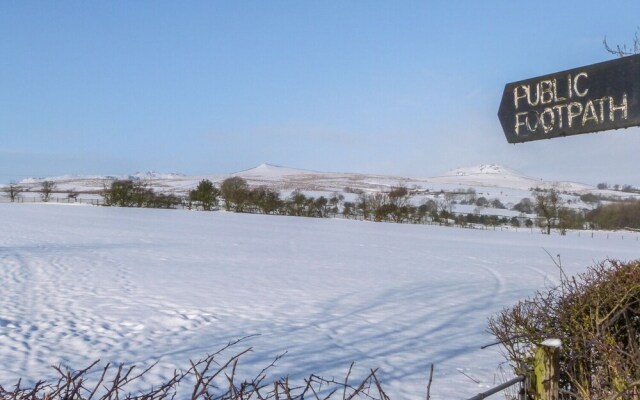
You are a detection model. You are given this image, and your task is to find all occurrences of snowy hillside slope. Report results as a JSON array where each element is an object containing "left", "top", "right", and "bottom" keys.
[
  {"left": 435, "top": 164, "right": 591, "bottom": 192},
  {"left": 0, "top": 163, "right": 598, "bottom": 195},
  {"left": 3, "top": 163, "right": 639, "bottom": 211},
  {"left": 231, "top": 163, "right": 594, "bottom": 194}
]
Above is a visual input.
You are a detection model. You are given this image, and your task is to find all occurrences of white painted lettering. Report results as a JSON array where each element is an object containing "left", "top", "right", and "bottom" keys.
[
  {"left": 573, "top": 72, "right": 589, "bottom": 97},
  {"left": 609, "top": 94, "right": 628, "bottom": 121},
  {"left": 540, "top": 108, "right": 555, "bottom": 133},
  {"left": 510, "top": 65, "right": 632, "bottom": 137},
  {"left": 540, "top": 80, "right": 554, "bottom": 105},
  {"left": 553, "top": 104, "right": 567, "bottom": 129},
  {"left": 515, "top": 112, "right": 528, "bottom": 135},
  {"left": 526, "top": 111, "right": 539, "bottom": 132},
  {"left": 513, "top": 86, "right": 528, "bottom": 110},
  {"left": 581, "top": 100, "right": 599, "bottom": 125},
  {"left": 567, "top": 102, "right": 583, "bottom": 127},
  {"left": 552, "top": 78, "right": 566, "bottom": 102},
  {"left": 595, "top": 97, "right": 606, "bottom": 122},
  {"left": 527, "top": 84, "right": 540, "bottom": 107}
]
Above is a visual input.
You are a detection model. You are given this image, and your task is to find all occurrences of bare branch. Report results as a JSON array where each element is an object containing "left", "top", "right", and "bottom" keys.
[{"left": 425, "top": 364, "right": 434, "bottom": 400}]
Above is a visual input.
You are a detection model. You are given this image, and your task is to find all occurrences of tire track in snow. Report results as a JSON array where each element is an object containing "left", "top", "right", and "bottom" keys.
[{"left": 257, "top": 258, "right": 511, "bottom": 386}]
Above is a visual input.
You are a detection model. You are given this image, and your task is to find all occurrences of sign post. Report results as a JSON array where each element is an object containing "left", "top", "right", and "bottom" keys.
[{"left": 498, "top": 54, "right": 640, "bottom": 143}]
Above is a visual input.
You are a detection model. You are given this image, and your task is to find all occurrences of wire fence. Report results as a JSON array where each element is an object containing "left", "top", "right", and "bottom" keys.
[{"left": 0, "top": 195, "right": 104, "bottom": 206}]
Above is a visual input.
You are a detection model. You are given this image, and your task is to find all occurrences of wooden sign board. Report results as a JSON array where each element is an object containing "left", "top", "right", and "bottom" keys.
[{"left": 498, "top": 54, "right": 640, "bottom": 143}]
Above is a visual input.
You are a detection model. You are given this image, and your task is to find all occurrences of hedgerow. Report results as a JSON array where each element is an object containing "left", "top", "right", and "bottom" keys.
[
  {"left": 0, "top": 338, "right": 392, "bottom": 400},
  {"left": 488, "top": 259, "right": 640, "bottom": 399}
]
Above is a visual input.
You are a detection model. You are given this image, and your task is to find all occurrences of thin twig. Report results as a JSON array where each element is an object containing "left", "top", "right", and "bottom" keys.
[
  {"left": 426, "top": 364, "right": 434, "bottom": 400},
  {"left": 456, "top": 369, "right": 480, "bottom": 384}
]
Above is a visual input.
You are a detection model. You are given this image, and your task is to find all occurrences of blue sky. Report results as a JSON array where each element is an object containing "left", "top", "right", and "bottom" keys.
[{"left": 2, "top": 1, "right": 640, "bottom": 185}]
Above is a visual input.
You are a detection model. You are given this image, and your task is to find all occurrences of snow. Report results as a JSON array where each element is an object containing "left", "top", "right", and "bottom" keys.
[
  {"left": 234, "top": 163, "right": 317, "bottom": 178},
  {"left": 540, "top": 338, "right": 562, "bottom": 348},
  {"left": 0, "top": 163, "right": 594, "bottom": 197},
  {"left": 1, "top": 203, "right": 638, "bottom": 399},
  {"left": 431, "top": 164, "right": 591, "bottom": 193},
  {"left": 5, "top": 164, "right": 640, "bottom": 213}
]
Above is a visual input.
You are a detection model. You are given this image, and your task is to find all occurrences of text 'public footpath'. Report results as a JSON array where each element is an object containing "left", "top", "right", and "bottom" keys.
[{"left": 513, "top": 72, "right": 628, "bottom": 136}]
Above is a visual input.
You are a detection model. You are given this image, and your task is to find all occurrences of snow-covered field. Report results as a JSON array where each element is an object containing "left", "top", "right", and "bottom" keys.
[{"left": 1, "top": 203, "right": 638, "bottom": 399}]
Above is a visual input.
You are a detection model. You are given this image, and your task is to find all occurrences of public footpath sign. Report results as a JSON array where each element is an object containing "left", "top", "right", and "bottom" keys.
[{"left": 498, "top": 54, "right": 640, "bottom": 143}]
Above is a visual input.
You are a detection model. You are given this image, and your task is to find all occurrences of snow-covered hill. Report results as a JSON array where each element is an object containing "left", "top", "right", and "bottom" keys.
[
  {"left": 434, "top": 164, "right": 591, "bottom": 192},
  {"left": 4, "top": 163, "right": 592, "bottom": 195},
  {"left": 3, "top": 163, "right": 639, "bottom": 210}
]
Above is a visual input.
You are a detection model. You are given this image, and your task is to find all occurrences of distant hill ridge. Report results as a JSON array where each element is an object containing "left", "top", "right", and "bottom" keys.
[
  {"left": 445, "top": 164, "right": 524, "bottom": 177},
  {"left": 4, "top": 163, "right": 595, "bottom": 196}
]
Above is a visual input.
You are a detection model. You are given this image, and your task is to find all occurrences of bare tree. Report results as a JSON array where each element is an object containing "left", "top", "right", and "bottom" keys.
[
  {"left": 3, "top": 182, "right": 22, "bottom": 202},
  {"left": 221, "top": 177, "right": 250, "bottom": 212},
  {"left": 533, "top": 187, "right": 562, "bottom": 234},
  {"left": 388, "top": 186, "right": 411, "bottom": 208},
  {"left": 368, "top": 192, "right": 389, "bottom": 221},
  {"left": 435, "top": 192, "right": 456, "bottom": 221},
  {"left": 356, "top": 193, "right": 371, "bottom": 220},
  {"left": 41, "top": 181, "right": 56, "bottom": 202},
  {"left": 250, "top": 186, "right": 282, "bottom": 214}
]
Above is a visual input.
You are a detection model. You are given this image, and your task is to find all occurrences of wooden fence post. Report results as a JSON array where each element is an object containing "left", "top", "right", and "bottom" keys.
[{"left": 533, "top": 339, "right": 560, "bottom": 400}]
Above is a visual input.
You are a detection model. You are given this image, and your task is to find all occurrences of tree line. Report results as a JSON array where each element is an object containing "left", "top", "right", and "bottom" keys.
[
  {"left": 97, "top": 177, "right": 559, "bottom": 230},
  {"left": 4, "top": 178, "right": 640, "bottom": 231},
  {"left": 185, "top": 179, "right": 640, "bottom": 232},
  {"left": 528, "top": 187, "right": 640, "bottom": 233},
  {"left": 1, "top": 180, "right": 62, "bottom": 203}
]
